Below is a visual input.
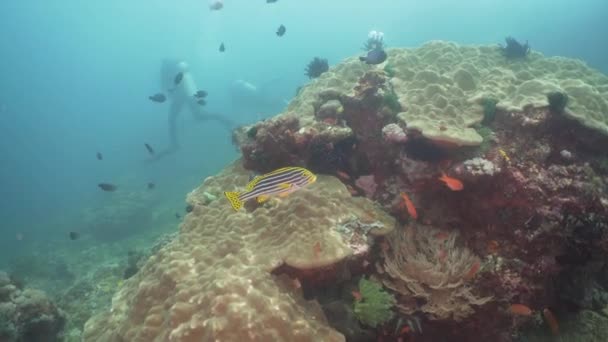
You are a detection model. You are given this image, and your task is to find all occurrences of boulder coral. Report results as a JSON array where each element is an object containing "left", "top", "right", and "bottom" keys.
[
  {"left": 83, "top": 41, "right": 608, "bottom": 341},
  {"left": 82, "top": 162, "right": 395, "bottom": 341}
]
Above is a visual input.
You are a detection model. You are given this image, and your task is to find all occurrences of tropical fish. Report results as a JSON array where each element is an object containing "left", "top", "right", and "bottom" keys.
[
  {"left": 96, "top": 152, "right": 103, "bottom": 160},
  {"left": 194, "top": 90, "right": 208, "bottom": 98},
  {"left": 174, "top": 72, "right": 183, "bottom": 85},
  {"left": 209, "top": 0, "right": 223, "bottom": 11},
  {"left": 510, "top": 304, "right": 533, "bottom": 316},
  {"left": 313, "top": 241, "right": 322, "bottom": 258},
  {"left": 335, "top": 170, "right": 351, "bottom": 180},
  {"left": 437, "top": 248, "right": 447, "bottom": 263},
  {"left": 69, "top": 231, "right": 80, "bottom": 240},
  {"left": 359, "top": 47, "right": 387, "bottom": 65},
  {"left": 224, "top": 167, "right": 316, "bottom": 211},
  {"left": 197, "top": 99, "right": 206, "bottom": 106},
  {"left": 464, "top": 260, "right": 480, "bottom": 281},
  {"left": 175, "top": 212, "right": 181, "bottom": 219},
  {"left": 144, "top": 143, "right": 155, "bottom": 155},
  {"left": 276, "top": 24, "right": 286, "bottom": 37},
  {"left": 352, "top": 290, "right": 362, "bottom": 301},
  {"left": 148, "top": 93, "right": 166, "bottom": 103},
  {"left": 400, "top": 192, "right": 418, "bottom": 220},
  {"left": 98, "top": 183, "right": 117, "bottom": 192},
  {"left": 487, "top": 240, "right": 500, "bottom": 254},
  {"left": 499, "top": 148, "right": 511, "bottom": 162},
  {"left": 147, "top": 182, "right": 155, "bottom": 190},
  {"left": 219, "top": 42, "right": 225, "bottom": 52},
  {"left": 434, "top": 232, "right": 449, "bottom": 241},
  {"left": 267, "top": 0, "right": 278, "bottom": 3},
  {"left": 542, "top": 308, "right": 559, "bottom": 335},
  {"left": 439, "top": 172, "right": 463, "bottom": 191}
]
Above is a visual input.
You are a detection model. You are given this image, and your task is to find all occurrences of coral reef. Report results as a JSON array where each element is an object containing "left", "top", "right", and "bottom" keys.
[
  {"left": 0, "top": 271, "right": 66, "bottom": 342},
  {"left": 305, "top": 57, "right": 329, "bottom": 79},
  {"left": 501, "top": 36, "right": 530, "bottom": 59},
  {"left": 82, "top": 41, "right": 608, "bottom": 341},
  {"left": 82, "top": 162, "right": 395, "bottom": 341}
]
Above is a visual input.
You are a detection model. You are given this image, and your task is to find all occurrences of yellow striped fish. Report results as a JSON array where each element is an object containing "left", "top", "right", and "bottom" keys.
[{"left": 224, "top": 167, "right": 317, "bottom": 211}]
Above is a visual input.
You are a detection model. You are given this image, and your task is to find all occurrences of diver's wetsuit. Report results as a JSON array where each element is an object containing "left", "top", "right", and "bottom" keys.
[{"left": 152, "top": 59, "right": 235, "bottom": 161}]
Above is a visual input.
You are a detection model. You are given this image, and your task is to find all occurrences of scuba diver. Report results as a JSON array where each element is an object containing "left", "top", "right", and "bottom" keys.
[{"left": 148, "top": 59, "right": 236, "bottom": 161}]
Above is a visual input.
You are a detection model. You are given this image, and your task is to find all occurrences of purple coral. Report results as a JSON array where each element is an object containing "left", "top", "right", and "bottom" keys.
[
  {"left": 355, "top": 175, "right": 378, "bottom": 198},
  {"left": 382, "top": 123, "right": 407, "bottom": 143}
]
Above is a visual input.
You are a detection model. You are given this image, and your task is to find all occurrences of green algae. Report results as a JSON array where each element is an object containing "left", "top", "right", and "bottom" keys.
[{"left": 353, "top": 277, "right": 395, "bottom": 328}]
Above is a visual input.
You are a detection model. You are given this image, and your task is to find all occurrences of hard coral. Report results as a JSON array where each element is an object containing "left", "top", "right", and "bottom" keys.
[
  {"left": 83, "top": 162, "right": 396, "bottom": 342},
  {"left": 305, "top": 57, "right": 329, "bottom": 79},
  {"left": 501, "top": 36, "right": 530, "bottom": 59},
  {"left": 0, "top": 271, "right": 66, "bottom": 342}
]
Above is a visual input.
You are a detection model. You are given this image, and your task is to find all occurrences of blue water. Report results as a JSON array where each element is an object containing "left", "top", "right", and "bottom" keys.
[{"left": 0, "top": 0, "right": 606, "bottom": 260}]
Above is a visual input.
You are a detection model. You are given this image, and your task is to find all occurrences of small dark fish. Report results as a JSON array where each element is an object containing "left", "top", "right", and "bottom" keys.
[
  {"left": 96, "top": 152, "right": 103, "bottom": 160},
  {"left": 98, "top": 183, "right": 117, "bottom": 192},
  {"left": 69, "top": 232, "right": 80, "bottom": 240},
  {"left": 359, "top": 48, "right": 387, "bottom": 65},
  {"left": 267, "top": 0, "right": 278, "bottom": 3},
  {"left": 185, "top": 204, "right": 194, "bottom": 213},
  {"left": 144, "top": 143, "right": 155, "bottom": 155},
  {"left": 147, "top": 182, "right": 155, "bottom": 190},
  {"left": 175, "top": 212, "right": 181, "bottom": 219},
  {"left": 276, "top": 25, "right": 286, "bottom": 37},
  {"left": 194, "top": 90, "right": 208, "bottom": 98},
  {"left": 174, "top": 72, "right": 184, "bottom": 85},
  {"left": 148, "top": 93, "right": 166, "bottom": 103},
  {"left": 197, "top": 99, "right": 206, "bottom": 106},
  {"left": 209, "top": 0, "right": 223, "bottom": 11},
  {"left": 219, "top": 43, "right": 225, "bottom": 52}
]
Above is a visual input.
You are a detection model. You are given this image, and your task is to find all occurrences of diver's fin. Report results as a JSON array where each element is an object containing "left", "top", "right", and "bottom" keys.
[{"left": 224, "top": 191, "right": 243, "bottom": 211}]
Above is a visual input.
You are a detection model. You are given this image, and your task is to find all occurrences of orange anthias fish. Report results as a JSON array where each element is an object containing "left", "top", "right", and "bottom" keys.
[
  {"left": 336, "top": 170, "right": 351, "bottom": 181},
  {"left": 434, "top": 232, "right": 449, "bottom": 241},
  {"left": 313, "top": 241, "right": 322, "bottom": 258},
  {"left": 487, "top": 240, "right": 500, "bottom": 255},
  {"left": 510, "top": 304, "right": 533, "bottom": 316},
  {"left": 400, "top": 192, "right": 418, "bottom": 220},
  {"left": 438, "top": 172, "right": 464, "bottom": 191},
  {"left": 542, "top": 308, "right": 559, "bottom": 335},
  {"left": 464, "top": 260, "right": 481, "bottom": 281}
]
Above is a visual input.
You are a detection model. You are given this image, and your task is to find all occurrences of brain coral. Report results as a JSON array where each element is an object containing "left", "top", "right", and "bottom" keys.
[
  {"left": 389, "top": 41, "right": 608, "bottom": 144},
  {"left": 83, "top": 161, "right": 395, "bottom": 341}
]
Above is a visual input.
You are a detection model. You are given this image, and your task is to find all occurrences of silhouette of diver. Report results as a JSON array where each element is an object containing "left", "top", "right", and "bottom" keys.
[{"left": 150, "top": 59, "right": 235, "bottom": 161}]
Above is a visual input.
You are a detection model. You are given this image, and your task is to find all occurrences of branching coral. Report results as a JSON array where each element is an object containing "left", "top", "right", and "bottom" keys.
[
  {"left": 501, "top": 36, "right": 530, "bottom": 59},
  {"left": 305, "top": 57, "right": 329, "bottom": 79},
  {"left": 353, "top": 278, "right": 395, "bottom": 328},
  {"left": 381, "top": 225, "right": 492, "bottom": 321}
]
